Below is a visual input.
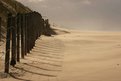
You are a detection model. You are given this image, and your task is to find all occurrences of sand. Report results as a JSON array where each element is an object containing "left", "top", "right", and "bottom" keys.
[{"left": 0, "top": 29, "right": 121, "bottom": 81}]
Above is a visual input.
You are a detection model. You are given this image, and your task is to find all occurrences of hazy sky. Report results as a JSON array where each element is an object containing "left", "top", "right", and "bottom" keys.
[{"left": 17, "top": 0, "right": 121, "bottom": 31}]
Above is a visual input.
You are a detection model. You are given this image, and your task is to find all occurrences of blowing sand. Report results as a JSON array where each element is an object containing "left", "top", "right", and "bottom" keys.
[{"left": 0, "top": 29, "right": 121, "bottom": 81}]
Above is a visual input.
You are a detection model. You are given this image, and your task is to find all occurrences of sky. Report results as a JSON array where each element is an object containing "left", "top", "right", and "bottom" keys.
[{"left": 17, "top": 0, "right": 121, "bottom": 31}]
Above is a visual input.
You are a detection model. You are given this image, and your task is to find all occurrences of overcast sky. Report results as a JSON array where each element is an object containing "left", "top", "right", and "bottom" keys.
[{"left": 17, "top": 0, "right": 121, "bottom": 31}]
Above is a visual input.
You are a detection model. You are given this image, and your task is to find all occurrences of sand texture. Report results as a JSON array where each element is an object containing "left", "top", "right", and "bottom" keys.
[{"left": 0, "top": 29, "right": 121, "bottom": 81}]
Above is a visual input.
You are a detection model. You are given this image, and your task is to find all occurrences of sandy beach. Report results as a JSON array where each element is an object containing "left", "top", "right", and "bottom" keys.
[{"left": 0, "top": 28, "right": 121, "bottom": 81}]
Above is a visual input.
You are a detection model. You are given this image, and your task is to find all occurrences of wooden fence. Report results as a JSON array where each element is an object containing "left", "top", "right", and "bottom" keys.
[{"left": 3, "top": 11, "right": 56, "bottom": 73}]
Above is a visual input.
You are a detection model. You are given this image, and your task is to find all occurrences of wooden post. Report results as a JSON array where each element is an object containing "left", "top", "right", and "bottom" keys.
[
  {"left": 39, "top": 15, "right": 42, "bottom": 37},
  {"left": 41, "top": 19, "right": 45, "bottom": 35},
  {"left": 45, "top": 19, "right": 51, "bottom": 36},
  {"left": 26, "top": 13, "right": 30, "bottom": 53},
  {"left": 30, "top": 13, "right": 34, "bottom": 50},
  {"left": 28, "top": 13, "right": 31, "bottom": 51},
  {"left": 25, "top": 14, "right": 27, "bottom": 55},
  {"left": 16, "top": 13, "right": 20, "bottom": 62},
  {"left": 31, "top": 13, "right": 35, "bottom": 49},
  {"left": 5, "top": 14, "right": 12, "bottom": 73},
  {"left": 39, "top": 18, "right": 42, "bottom": 37},
  {"left": 21, "top": 14, "right": 25, "bottom": 58},
  {"left": 10, "top": 16, "right": 17, "bottom": 67},
  {"left": 0, "top": 17, "right": 1, "bottom": 41}
]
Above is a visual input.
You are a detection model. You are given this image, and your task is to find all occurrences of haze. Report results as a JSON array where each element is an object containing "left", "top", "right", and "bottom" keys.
[{"left": 17, "top": 0, "right": 121, "bottom": 31}]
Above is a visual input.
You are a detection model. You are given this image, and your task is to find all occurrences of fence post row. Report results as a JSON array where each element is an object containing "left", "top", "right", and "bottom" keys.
[{"left": 4, "top": 11, "right": 53, "bottom": 73}]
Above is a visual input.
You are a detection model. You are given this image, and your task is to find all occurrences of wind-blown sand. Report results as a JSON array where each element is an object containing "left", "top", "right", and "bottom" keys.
[{"left": 0, "top": 29, "right": 121, "bottom": 81}]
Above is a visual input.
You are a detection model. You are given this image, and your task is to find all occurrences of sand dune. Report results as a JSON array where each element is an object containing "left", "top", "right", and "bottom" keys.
[
  {"left": 0, "top": 29, "right": 121, "bottom": 81},
  {"left": 56, "top": 31, "right": 121, "bottom": 81}
]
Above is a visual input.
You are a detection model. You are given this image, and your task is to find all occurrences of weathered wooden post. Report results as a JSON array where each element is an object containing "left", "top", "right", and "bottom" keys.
[
  {"left": 29, "top": 13, "right": 32, "bottom": 52},
  {"left": 25, "top": 14, "right": 27, "bottom": 55},
  {"left": 16, "top": 13, "right": 20, "bottom": 62},
  {"left": 28, "top": 13, "right": 32, "bottom": 51},
  {"left": 44, "top": 19, "right": 48, "bottom": 36},
  {"left": 21, "top": 14, "right": 25, "bottom": 58},
  {"left": 32, "top": 13, "right": 35, "bottom": 48},
  {"left": 39, "top": 14, "right": 42, "bottom": 37},
  {"left": 39, "top": 16, "right": 42, "bottom": 37},
  {"left": 10, "top": 16, "right": 17, "bottom": 67},
  {"left": 26, "top": 13, "right": 30, "bottom": 53},
  {"left": 0, "top": 17, "right": 1, "bottom": 41},
  {"left": 45, "top": 19, "right": 51, "bottom": 36},
  {"left": 5, "top": 14, "right": 12, "bottom": 73},
  {"left": 31, "top": 12, "right": 35, "bottom": 50},
  {"left": 41, "top": 19, "right": 45, "bottom": 35}
]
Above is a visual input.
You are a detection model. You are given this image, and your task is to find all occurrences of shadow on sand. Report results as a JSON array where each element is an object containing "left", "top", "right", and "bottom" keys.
[
  {"left": 9, "top": 73, "right": 31, "bottom": 81},
  {"left": 14, "top": 66, "right": 57, "bottom": 77},
  {"left": 23, "top": 63, "right": 61, "bottom": 71}
]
